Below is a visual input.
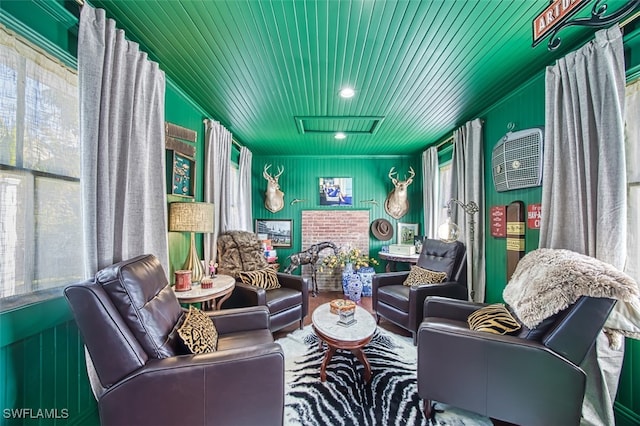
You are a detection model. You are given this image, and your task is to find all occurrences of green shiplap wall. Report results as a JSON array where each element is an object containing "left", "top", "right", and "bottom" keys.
[
  {"left": 0, "top": 298, "right": 98, "bottom": 426},
  {"left": 164, "top": 83, "right": 209, "bottom": 278},
  {"left": 480, "top": 73, "right": 545, "bottom": 304},
  {"left": 251, "top": 155, "right": 422, "bottom": 272}
]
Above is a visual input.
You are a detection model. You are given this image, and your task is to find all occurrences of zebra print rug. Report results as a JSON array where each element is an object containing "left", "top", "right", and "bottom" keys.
[{"left": 278, "top": 326, "right": 492, "bottom": 426}]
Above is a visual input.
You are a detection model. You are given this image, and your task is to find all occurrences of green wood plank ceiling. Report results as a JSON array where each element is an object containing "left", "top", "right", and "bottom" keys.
[{"left": 84, "top": 0, "right": 634, "bottom": 156}]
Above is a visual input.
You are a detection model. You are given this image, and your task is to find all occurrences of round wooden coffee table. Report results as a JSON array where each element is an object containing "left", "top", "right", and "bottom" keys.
[{"left": 311, "top": 302, "right": 377, "bottom": 383}]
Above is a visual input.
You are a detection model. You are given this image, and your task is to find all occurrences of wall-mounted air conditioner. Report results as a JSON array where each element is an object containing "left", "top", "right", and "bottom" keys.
[{"left": 492, "top": 127, "right": 544, "bottom": 192}]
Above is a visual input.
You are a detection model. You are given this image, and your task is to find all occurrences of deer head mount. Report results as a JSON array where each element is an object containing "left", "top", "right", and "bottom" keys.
[
  {"left": 263, "top": 164, "right": 285, "bottom": 213},
  {"left": 384, "top": 166, "right": 415, "bottom": 219}
]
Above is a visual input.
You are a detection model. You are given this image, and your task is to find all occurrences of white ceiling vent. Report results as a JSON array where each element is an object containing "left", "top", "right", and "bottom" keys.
[{"left": 492, "top": 127, "right": 544, "bottom": 192}]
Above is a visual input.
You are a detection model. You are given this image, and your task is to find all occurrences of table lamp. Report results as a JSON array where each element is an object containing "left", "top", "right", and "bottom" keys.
[
  {"left": 438, "top": 198, "right": 479, "bottom": 243},
  {"left": 169, "top": 201, "right": 215, "bottom": 283}
]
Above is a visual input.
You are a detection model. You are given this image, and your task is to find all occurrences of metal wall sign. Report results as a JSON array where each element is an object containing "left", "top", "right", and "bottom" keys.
[
  {"left": 533, "top": 0, "right": 589, "bottom": 48},
  {"left": 533, "top": 0, "right": 640, "bottom": 50}
]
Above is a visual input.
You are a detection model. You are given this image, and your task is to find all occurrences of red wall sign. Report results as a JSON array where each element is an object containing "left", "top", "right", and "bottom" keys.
[
  {"left": 527, "top": 203, "right": 542, "bottom": 229},
  {"left": 490, "top": 205, "right": 506, "bottom": 238}
]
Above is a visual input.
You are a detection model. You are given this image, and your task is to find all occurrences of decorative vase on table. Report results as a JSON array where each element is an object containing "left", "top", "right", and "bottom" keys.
[
  {"left": 346, "top": 273, "right": 363, "bottom": 303},
  {"left": 357, "top": 267, "right": 375, "bottom": 297},
  {"left": 342, "top": 263, "right": 354, "bottom": 296}
]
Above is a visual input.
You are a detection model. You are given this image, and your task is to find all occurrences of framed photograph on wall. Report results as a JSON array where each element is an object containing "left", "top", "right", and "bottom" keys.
[
  {"left": 168, "top": 151, "right": 195, "bottom": 197},
  {"left": 319, "top": 177, "right": 353, "bottom": 206},
  {"left": 397, "top": 223, "right": 419, "bottom": 245},
  {"left": 255, "top": 219, "right": 292, "bottom": 247}
]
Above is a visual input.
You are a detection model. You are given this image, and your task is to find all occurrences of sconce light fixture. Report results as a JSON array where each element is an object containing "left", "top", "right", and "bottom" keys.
[
  {"left": 438, "top": 198, "right": 479, "bottom": 243},
  {"left": 169, "top": 202, "right": 215, "bottom": 282}
]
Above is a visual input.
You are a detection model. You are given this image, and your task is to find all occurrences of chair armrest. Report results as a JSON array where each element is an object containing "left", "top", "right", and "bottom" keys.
[
  {"left": 277, "top": 273, "right": 309, "bottom": 319},
  {"left": 232, "top": 282, "right": 267, "bottom": 306},
  {"left": 423, "top": 295, "right": 486, "bottom": 321},
  {"left": 277, "top": 273, "right": 305, "bottom": 292},
  {"left": 417, "top": 319, "right": 586, "bottom": 426},
  {"left": 372, "top": 271, "right": 410, "bottom": 288},
  {"left": 407, "top": 283, "right": 469, "bottom": 331},
  {"left": 99, "top": 344, "right": 284, "bottom": 426},
  {"left": 207, "top": 306, "right": 270, "bottom": 334}
]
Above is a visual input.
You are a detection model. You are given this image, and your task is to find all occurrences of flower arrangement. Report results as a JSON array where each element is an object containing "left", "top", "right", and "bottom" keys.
[{"left": 321, "top": 246, "right": 378, "bottom": 271}]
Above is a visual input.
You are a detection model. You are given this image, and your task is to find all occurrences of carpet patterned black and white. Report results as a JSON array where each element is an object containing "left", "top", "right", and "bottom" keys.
[{"left": 278, "top": 326, "right": 492, "bottom": 426}]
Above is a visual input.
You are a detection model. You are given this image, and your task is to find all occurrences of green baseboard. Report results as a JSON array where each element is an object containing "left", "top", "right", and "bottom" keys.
[{"left": 614, "top": 402, "right": 640, "bottom": 426}]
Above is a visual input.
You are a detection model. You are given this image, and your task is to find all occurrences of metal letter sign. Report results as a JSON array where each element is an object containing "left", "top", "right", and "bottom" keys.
[
  {"left": 533, "top": 0, "right": 640, "bottom": 50},
  {"left": 532, "top": 0, "right": 589, "bottom": 47}
]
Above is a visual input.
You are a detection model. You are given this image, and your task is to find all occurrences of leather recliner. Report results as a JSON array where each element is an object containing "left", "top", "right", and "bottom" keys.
[
  {"left": 372, "top": 239, "right": 467, "bottom": 343},
  {"left": 64, "top": 254, "right": 284, "bottom": 426},
  {"left": 224, "top": 272, "right": 309, "bottom": 332},
  {"left": 216, "top": 231, "right": 309, "bottom": 332},
  {"left": 417, "top": 295, "right": 616, "bottom": 426}
]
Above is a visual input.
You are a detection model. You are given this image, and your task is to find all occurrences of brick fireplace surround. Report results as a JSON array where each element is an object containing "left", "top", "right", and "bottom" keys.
[{"left": 300, "top": 210, "right": 371, "bottom": 291}]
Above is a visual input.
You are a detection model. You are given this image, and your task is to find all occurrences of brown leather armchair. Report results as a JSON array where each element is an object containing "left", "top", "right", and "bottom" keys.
[
  {"left": 417, "top": 296, "right": 616, "bottom": 426},
  {"left": 372, "top": 239, "right": 467, "bottom": 343},
  {"left": 64, "top": 254, "right": 284, "bottom": 426}
]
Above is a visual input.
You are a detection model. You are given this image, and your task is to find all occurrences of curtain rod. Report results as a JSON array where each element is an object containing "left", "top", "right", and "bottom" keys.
[
  {"left": 202, "top": 118, "right": 244, "bottom": 149},
  {"left": 436, "top": 136, "right": 454, "bottom": 150},
  {"left": 620, "top": 9, "right": 640, "bottom": 28}
]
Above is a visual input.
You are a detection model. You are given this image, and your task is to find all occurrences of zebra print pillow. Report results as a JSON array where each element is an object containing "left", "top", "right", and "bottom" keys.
[
  {"left": 238, "top": 267, "right": 281, "bottom": 290},
  {"left": 467, "top": 303, "right": 521, "bottom": 335}
]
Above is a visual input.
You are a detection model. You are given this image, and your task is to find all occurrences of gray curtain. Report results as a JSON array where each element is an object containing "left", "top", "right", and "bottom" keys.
[
  {"left": 540, "top": 26, "right": 626, "bottom": 426},
  {"left": 451, "top": 118, "right": 485, "bottom": 302},
  {"left": 203, "top": 119, "right": 232, "bottom": 265},
  {"left": 79, "top": 5, "right": 168, "bottom": 276},
  {"left": 237, "top": 146, "right": 253, "bottom": 232},
  {"left": 422, "top": 147, "right": 440, "bottom": 239}
]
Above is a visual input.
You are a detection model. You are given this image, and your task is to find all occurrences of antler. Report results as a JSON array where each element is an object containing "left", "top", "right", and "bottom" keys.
[
  {"left": 406, "top": 166, "right": 415, "bottom": 182},
  {"left": 388, "top": 167, "right": 398, "bottom": 185},
  {"left": 263, "top": 164, "right": 272, "bottom": 180},
  {"left": 274, "top": 165, "right": 284, "bottom": 179}
]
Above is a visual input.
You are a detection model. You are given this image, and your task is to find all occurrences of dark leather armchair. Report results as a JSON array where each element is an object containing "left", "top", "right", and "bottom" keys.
[
  {"left": 64, "top": 254, "right": 284, "bottom": 426},
  {"left": 216, "top": 231, "right": 309, "bottom": 332},
  {"left": 224, "top": 272, "right": 310, "bottom": 332},
  {"left": 372, "top": 239, "right": 467, "bottom": 343},
  {"left": 417, "top": 296, "right": 616, "bottom": 426}
]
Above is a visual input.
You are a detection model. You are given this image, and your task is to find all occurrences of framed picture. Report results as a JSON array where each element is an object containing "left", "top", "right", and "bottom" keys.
[
  {"left": 255, "top": 219, "right": 292, "bottom": 247},
  {"left": 397, "top": 223, "right": 419, "bottom": 245},
  {"left": 168, "top": 151, "right": 195, "bottom": 197},
  {"left": 165, "top": 122, "right": 197, "bottom": 198},
  {"left": 319, "top": 177, "right": 353, "bottom": 206}
]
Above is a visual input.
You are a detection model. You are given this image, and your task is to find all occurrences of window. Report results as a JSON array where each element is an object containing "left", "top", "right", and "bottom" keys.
[
  {"left": 438, "top": 161, "right": 453, "bottom": 226},
  {"left": 227, "top": 163, "right": 241, "bottom": 231},
  {"left": 625, "top": 79, "right": 640, "bottom": 284},
  {"left": 0, "top": 27, "right": 84, "bottom": 299}
]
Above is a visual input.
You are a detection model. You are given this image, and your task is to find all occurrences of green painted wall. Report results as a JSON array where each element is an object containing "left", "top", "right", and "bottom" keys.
[
  {"left": 1, "top": 2, "right": 640, "bottom": 425},
  {"left": 251, "top": 155, "right": 421, "bottom": 272},
  {"left": 479, "top": 74, "right": 545, "bottom": 304}
]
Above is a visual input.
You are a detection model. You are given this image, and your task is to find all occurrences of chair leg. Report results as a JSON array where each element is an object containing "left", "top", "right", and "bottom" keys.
[
  {"left": 412, "top": 331, "right": 417, "bottom": 346},
  {"left": 299, "top": 319, "right": 303, "bottom": 329},
  {"left": 423, "top": 399, "right": 433, "bottom": 420}
]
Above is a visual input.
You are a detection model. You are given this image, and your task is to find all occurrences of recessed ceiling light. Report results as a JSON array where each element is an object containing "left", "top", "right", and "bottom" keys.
[
  {"left": 339, "top": 87, "right": 355, "bottom": 98},
  {"left": 335, "top": 132, "right": 347, "bottom": 140}
]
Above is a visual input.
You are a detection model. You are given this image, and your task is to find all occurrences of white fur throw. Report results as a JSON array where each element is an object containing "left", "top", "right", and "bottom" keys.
[{"left": 503, "top": 248, "right": 638, "bottom": 329}]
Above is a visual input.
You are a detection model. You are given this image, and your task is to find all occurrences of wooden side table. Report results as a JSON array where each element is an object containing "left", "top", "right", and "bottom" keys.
[
  {"left": 378, "top": 252, "right": 420, "bottom": 272},
  {"left": 312, "top": 303, "right": 377, "bottom": 383},
  {"left": 173, "top": 274, "right": 235, "bottom": 311}
]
